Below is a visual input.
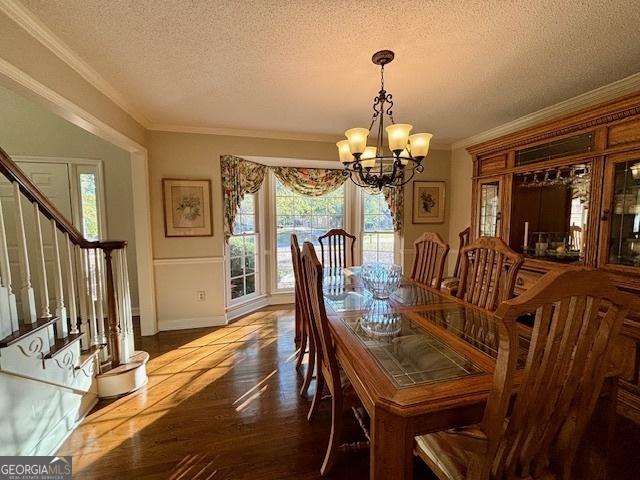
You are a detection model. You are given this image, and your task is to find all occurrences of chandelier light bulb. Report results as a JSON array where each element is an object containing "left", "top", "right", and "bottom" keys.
[
  {"left": 360, "top": 146, "right": 377, "bottom": 169},
  {"left": 409, "top": 133, "right": 433, "bottom": 159},
  {"left": 631, "top": 162, "right": 640, "bottom": 180},
  {"left": 385, "top": 124, "right": 413, "bottom": 153},
  {"left": 345, "top": 128, "right": 369, "bottom": 155},
  {"left": 336, "top": 140, "right": 353, "bottom": 163}
]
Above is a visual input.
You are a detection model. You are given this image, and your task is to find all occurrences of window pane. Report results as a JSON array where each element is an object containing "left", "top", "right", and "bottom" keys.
[
  {"left": 229, "top": 236, "right": 243, "bottom": 257},
  {"left": 275, "top": 178, "right": 345, "bottom": 289},
  {"left": 230, "top": 277, "right": 245, "bottom": 299},
  {"left": 246, "top": 275, "right": 256, "bottom": 295},
  {"left": 230, "top": 257, "right": 243, "bottom": 278},
  {"left": 80, "top": 173, "right": 99, "bottom": 241},
  {"left": 362, "top": 192, "right": 394, "bottom": 265},
  {"left": 228, "top": 193, "right": 259, "bottom": 302},
  {"left": 245, "top": 255, "right": 255, "bottom": 274}
]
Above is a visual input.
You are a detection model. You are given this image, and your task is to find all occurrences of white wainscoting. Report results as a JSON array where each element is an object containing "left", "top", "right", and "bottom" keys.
[{"left": 153, "top": 257, "right": 227, "bottom": 331}]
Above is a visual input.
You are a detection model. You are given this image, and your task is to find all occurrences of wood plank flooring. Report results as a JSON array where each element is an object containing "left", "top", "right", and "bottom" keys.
[{"left": 57, "top": 306, "right": 640, "bottom": 479}]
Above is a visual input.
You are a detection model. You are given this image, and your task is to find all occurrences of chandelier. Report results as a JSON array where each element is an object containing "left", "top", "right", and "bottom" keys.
[{"left": 336, "top": 50, "right": 433, "bottom": 190}]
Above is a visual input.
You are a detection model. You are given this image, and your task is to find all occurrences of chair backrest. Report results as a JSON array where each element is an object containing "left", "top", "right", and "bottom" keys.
[
  {"left": 477, "top": 269, "right": 631, "bottom": 479},
  {"left": 300, "top": 241, "right": 341, "bottom": 392},
  {"left": 290, "top": 234, "right": 304, "bottom": 337},
  {"left": 457, "top": 237, "right": 524, "bottom": 311},
  {"left": 318, "top": 228, "right": 356, "bottom": 269},
  {"left": 452, "top": 226, "right": 471, "bottom": 278},
  {"left": 410, "top": 232, "right": 450, "bottom": 289}
]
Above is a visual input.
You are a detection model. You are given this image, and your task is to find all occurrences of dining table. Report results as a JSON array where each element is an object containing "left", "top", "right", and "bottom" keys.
[{"left": 321, "top": 266, "right": 616, "bottom": 480}]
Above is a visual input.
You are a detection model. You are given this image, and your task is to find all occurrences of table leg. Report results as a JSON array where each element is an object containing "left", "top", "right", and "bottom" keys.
[{"left": 371, "top": 406, "right": 414, "bottom": 480}]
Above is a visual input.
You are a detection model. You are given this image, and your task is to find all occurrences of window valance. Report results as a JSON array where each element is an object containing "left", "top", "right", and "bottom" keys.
[{"left": 221, "top": 155, "right": 404, "bottom": 241}]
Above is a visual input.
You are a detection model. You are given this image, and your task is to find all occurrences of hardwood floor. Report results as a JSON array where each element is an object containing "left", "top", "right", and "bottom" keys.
[{"left": 58, "top": 306, "right": 640, "bottom": 479}]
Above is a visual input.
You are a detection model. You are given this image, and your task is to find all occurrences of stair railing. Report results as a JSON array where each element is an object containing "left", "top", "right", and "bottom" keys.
[{"left": 0, "top": 147, "right": 133, "bottom": 368}]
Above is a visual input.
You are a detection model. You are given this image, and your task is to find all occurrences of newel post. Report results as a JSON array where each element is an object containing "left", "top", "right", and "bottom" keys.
[{"left": 102, "top": 246, "right": 121, "bottom": 368}]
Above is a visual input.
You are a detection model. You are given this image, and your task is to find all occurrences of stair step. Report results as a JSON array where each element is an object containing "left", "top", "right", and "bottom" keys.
[
  {"left": 0, "top": 317, "right": 58, "bottom": 348},
  {"left": 79, "top": 344, "right": 106, "bottom": 366},
  {"left": 44, "top": 332, "right": 84, "bottom": 359}
]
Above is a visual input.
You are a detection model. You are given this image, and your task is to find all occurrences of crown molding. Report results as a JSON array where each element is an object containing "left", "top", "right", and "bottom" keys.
[
  {"left": 452, "top": 72, "right": 640, "bottom": 151},
  {"left": 0, "top": 0, "right": 150, "bottom": 128}
]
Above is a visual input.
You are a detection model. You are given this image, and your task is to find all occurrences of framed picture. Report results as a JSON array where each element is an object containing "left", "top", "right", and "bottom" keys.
[
  {"left": 412, "top": 181, "right": 446, "bottom": 224},
  {"left": 162, "top": 178, "right": 213, "bottom": 237}
]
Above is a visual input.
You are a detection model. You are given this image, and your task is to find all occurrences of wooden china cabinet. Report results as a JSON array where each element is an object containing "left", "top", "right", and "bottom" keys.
[{"left": 468, "top": 92, "right": 640, "bottom": 422}]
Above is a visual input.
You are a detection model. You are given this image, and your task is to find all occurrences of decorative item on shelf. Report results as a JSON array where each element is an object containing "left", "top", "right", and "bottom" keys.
[
  {"left": 517, "top": 164, "right": 590, "bottom": 188},
  {"left": 412, "top": 181, "right": 446, "bottom": 224},
  {"left": 162, "top": 178, "right": 213, "bottom": 237},
  {"left": 336, "top": 50, "right": 433, "bottom": 190},
  {"left": 360, "top": 263, "right": 402, "bottom": 299}
]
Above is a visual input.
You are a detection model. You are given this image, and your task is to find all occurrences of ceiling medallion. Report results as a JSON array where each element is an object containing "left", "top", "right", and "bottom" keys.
[{"left": 337, "top": 50, "right": 433, "bottom": 190}]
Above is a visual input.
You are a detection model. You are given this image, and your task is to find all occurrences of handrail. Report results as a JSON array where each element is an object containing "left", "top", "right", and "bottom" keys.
[
  {"left": 0, "top": 146, "right": 126, "bottom": 250},
  {"left": 0, "top": 146, "right": 131, "bottom": 367}
]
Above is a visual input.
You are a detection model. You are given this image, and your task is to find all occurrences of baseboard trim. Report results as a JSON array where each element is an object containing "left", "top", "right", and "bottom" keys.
[{"left": 158, "top": 315, "right": 227, "bottom": 331}]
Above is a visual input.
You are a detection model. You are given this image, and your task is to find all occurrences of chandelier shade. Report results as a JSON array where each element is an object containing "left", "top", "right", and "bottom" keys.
[{"left": 337, "top": 50, "right": 433, "bottom": 190}]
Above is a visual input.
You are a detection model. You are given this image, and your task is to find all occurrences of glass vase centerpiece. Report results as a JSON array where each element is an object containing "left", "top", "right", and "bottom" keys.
[{"left": 360, "top": 262, "right": 402, "bottom": 299}]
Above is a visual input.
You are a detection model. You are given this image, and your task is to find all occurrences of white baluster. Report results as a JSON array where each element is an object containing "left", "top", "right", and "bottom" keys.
[
  {"left": 94, "top": 248, "right": 106, "bottom": 344},
  {"left": 50, "top": 219, "right": 67, "bottom": 338},
  {"left": 122, "top": 247, "right": 134, "bottom": 361},
  {"left": 13, "top": 183, "right": 36, "bottom": 323},
  {"left": 85, "top": 248, "right": 98, "bottom": 346},
  {"left": 64, "top": 234, "right": 78, "bottom": 335},
  {"left": 75, "top": 245, "right": 90, "bottom": 350},
  {"left": 115, "top": 249, "right": 130, "bottom": 362},
  {"left": 0, "top": 199, "right": 16, "bottom": 338},
  {"left": 33, "top": 204, "right": 51, "bottom": 319}
]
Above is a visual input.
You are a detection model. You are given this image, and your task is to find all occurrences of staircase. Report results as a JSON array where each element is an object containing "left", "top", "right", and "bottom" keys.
[{"left": 0, "top": 147, "right": 148, "bottom": 455}]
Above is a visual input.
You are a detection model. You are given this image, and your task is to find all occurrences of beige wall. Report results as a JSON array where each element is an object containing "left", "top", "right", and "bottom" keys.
[
  {"left": 401, "top": 148, "right": 451, "bottom": 274},
  {"left": 0, "top": 84, "right": 140, "bottom": 309},
  {"left": 447, "top": 146, "right": 474, "bottom": 273},
  {"left": 148, "top": 130, "right": 452, "bottom": 327},
  {"left": 0, "top": 11, "right": 147, "bottom": 148}
]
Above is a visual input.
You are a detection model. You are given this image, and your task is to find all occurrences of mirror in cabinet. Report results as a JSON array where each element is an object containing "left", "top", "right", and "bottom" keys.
[
  {"left": 509, "top": 162, "right": 591, "bottom": 264},
  {"left": 477, "top": 177, "right": 502, "bottom": 237},
  {"left": 605, "top": 158, "right": 640, "bottom": 267}
]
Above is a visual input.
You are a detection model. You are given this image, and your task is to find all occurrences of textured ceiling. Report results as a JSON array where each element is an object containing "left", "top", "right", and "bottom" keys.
[{"left": 19, "top": 0, "right": 640, "bottom": 143}]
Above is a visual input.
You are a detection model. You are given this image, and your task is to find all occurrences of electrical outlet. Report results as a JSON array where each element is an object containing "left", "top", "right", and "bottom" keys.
[{"left": 197, "top": 290, "right": 206, "bottom": 302}]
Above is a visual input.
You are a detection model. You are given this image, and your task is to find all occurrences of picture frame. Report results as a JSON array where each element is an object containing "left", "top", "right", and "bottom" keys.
[
  {"left": 412, "top": 181, "right": 446, "bottom": 224},
  {"left": 162, "top": 178, "right": 213, "bottom": 237}
]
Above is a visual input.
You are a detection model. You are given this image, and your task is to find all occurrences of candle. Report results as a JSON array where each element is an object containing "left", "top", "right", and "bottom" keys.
[{"left": 523, "top": 222, "right": 529, "bottom": 250}]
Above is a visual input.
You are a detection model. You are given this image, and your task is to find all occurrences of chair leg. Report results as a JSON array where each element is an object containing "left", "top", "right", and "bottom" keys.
[
  {"left": 300, "top": 332, "right": 315, "bottom": 397},
  {"left": 320, "top": 390, "right": 343, "bottom": 476},
  {"left": 296, "top": 327, "right": 307, "bottom": 370},
  {"left": 308, "top": 368, "right": 325, "bottom": 421}
]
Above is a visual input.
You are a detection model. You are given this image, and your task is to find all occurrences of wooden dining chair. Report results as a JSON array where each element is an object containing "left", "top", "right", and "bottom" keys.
[
  {"left": 300, "top": 241, "right": 364, "bottom": 476},
  {"left": 441, "top": 226, "right": 471, "bottom": 293},
  {"left": 318, "top": 228, "right": 356, "bottom": 269},
  {"left": 457, "top": 237, "right": 524, "bottom": 311},
  {"left": 410, "top": 232, "right": 450, "bottom": 289},
  {"left": 291, "top": 234, "right": 315, "bottom": 397},
  {"left": 414, "top": 268, "right": 632, "bottom": 480}
]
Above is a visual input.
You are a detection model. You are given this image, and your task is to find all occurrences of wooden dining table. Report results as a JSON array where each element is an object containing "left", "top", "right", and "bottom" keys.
[{"left": 321, "top": 266, "right": 615, "bottom": 480}]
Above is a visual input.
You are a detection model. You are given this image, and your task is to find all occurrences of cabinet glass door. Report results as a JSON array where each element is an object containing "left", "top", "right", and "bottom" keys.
[
  {"left": 478, "top": 179, "right": 501, "bottom": 237},
  {"left": 606, "top": 158, "right": 640, "bottom": 267}
]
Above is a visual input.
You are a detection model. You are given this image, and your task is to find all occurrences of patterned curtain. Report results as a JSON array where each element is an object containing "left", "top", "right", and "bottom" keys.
[
  {"left": 363, "top": 185, "right": 404, "bottom": 232},
  {"left": 272, "top": 166, "right": 347, "bottom": 196},
  {"left": 221, "top": 155, "right": 267, "bottom": 241}
]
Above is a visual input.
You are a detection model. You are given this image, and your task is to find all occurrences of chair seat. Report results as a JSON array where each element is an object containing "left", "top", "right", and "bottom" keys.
[{"left": 414, "top": 430, "right": 471, "bottom": 480}]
